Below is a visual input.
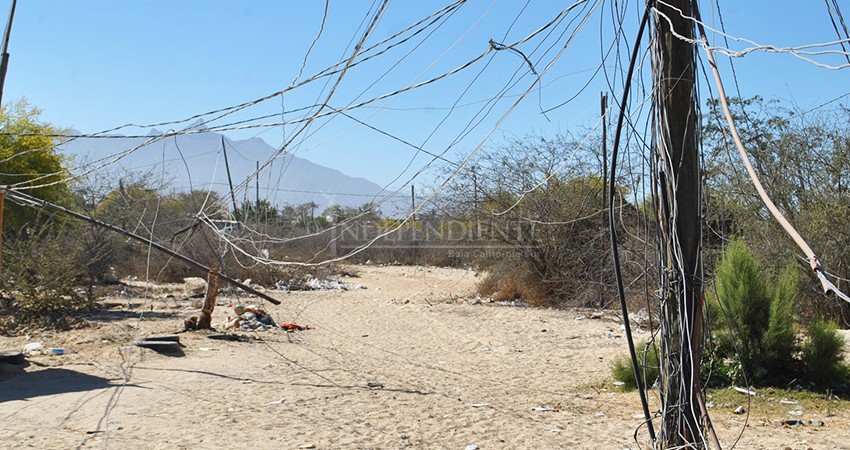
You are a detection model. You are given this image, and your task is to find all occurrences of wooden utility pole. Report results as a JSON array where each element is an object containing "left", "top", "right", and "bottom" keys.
[
  {"left": 653, "top": 0, "right": 705, "bottom": 447},
  {"left": 221, "top": 137, "right": 239, "bottom": 219},
  {"left": 0, "top": 0, "right": 17, "bottom": 106},
  {"left": 601, "top": 92, "right": 608, "bottom": 231}
]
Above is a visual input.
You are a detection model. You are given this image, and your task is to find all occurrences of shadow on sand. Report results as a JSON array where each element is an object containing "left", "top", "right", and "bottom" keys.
[{"left": 0, "top": 368, "right": 119, "bottom": 402}]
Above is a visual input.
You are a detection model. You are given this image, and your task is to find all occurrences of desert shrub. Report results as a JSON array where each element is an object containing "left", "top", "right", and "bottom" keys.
[
  {"left": 801, "top": 319, "right": 849, "bottom": 387},
  {"left": 612, "top": 341, "right": 660, "bottom": 390},
  {"left": 0, "top": 224, "right": 95, "bottom": 330},
  {"left": 477, "top": 269, "right": 548, "bottom": 307}
]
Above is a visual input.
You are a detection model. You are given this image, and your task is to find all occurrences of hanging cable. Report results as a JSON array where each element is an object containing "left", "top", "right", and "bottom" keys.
[{"left": 608, "top": 3, "right": 655, "bottom": 445}]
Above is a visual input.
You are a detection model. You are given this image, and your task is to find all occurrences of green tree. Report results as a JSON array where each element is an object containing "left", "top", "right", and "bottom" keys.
[
  {"left": 236, "top": 199, "right": 279, "bottom": 223},
  {"left": 0, "top": 100, "right": 71, "bottom": 230}
]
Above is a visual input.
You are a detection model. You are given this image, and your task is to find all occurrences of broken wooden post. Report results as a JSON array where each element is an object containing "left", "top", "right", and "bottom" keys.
[{"left": 196, "top": 268, "right": 218, "bottom": 329}]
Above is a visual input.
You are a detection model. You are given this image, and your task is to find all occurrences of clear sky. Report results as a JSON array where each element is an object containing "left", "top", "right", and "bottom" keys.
[{"left": 3, "top": 1, "right": 848, "bottom": 190}]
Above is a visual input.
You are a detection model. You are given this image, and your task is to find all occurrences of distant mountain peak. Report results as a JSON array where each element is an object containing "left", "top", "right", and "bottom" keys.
[{"left": 184, "top": 118, "right": 208, "bottom": 131}]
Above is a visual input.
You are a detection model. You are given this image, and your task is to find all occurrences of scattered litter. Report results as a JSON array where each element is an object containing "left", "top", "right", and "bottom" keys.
[
  {"left": 465, "top": 445, "right": 479, "bottom": 450},
  {"left": 22, "top": 342, "right": 43, "bottom": 355},
  {"left": 632, "top": 308, "right": 649, "bottom": 324},
  {"left": 808, "top": 419, "right": 824, "bottom": 426},
  {"left": 226, "top": 305, "right": 277, "bottom": 331},
  {"left": 779, "top": 399, "right": 798, "bottom": 405},
  {"left": 471, "top": 403, "right": 490, "bottom": 408},
  {"left": 633, "top": 413, "right": 646, "bottom": 419},
  {"left": 300, "top": 444, "right": 317, "bottom": 449},
  {"left": 366, "top": 381, "right": 384, "bottom": 389},
  {"left": 550, "top": 428, "right": 562, "bottom": 433},
  {"left": 305, "top": 278, "right": 365, "bottom": 291},
  {"left": 787, "top": 409, "right": 804, "bottom": 416},
  {"left": 198, "top": 347, "right": 213, "bottom": 352},
  {"left": 595, "top": 412, "right": 606, "bottom": 417},
  {"left": 132, "top": 340, "right": 182, "bottom": 354},
  {"left": 733, "top": 386, "right": 757, "bottom": 396},
  {"left": 780, "top": 418, "right": 803, "bottom": 428},
  {"left": 613, "top": 381, "right": 625, "bottom": 386},
  {"left": 0, "top": 350, "right": 25, "bottom": 365},
  {"left": 574, "top": 314, "right": 587, "bottom": 321},
  {"left": 47, "top": 347, "right": 65, "bottom": 356},
  {"left": 268, "top": 399, "right": 285, "bottom": 405},
  {"left": 241, "top": 379, "right": 254, "bottom": 384},
  {"left": 280, "top": 323, "right": 313, "bottom": 332},
  {"left": 530, "top": 406, "right": 555, "bottom": 412},
  {"left": 733, "top": 406, "right": 745, "bottom": 414}
]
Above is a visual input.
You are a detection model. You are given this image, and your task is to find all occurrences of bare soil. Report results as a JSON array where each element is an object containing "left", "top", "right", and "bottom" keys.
[{"left": 1, "top": 265, "right": 848, "bottom": 449}]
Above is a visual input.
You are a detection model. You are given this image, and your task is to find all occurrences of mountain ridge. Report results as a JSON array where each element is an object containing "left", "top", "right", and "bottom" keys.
[{"left": 59, "top": 128, "right": 403, "bottom": 215}]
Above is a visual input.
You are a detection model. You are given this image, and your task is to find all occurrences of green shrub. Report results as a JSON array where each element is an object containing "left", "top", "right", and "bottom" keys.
[
  {"left": 763, "top": 263, "right": 798, "bottom": 372},
  {"left": 801, "top": 319, "right": 849, "bottom": 387},
  {"left": 711, "top": 239, "right": 771, "bottom": 379},
  {"left": 612, "top": 341, "right": 660, "bottom": 390},
  {"left": 709, "top": 240, "right": 799, "bottom": 383}
]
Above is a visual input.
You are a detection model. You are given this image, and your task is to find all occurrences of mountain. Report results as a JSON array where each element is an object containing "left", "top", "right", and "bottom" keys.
[{"left": 59, "top": 124, "right": 403, "bottom": 215}]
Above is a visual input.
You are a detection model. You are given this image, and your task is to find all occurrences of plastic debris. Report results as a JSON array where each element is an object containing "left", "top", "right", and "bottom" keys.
[
  {"left": 733, "top": 406, "right": 745, "bottom": 414},
  {"left": 530, "top": 406, "right": 555, "bottom": 412},
  {"left": 280, "top": 323, "right": 313, "bottom": 332},
  {"left": 465, "top": 445, "right": 479, "bottom": 450},
  {"left": 22, "top": 342, "right": 44, "bottom": 355},
  {"left": 471, "top": 403, "right": 490, "bottom": 408},
  {"left": 733, "top": 386, "right": 757, "bottom": 396},
  {"left": 226, "top": 305, "right": 277, "bottom": 331}
]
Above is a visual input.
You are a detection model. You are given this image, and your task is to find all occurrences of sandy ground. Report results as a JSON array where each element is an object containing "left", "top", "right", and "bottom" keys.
[{"left": 1, "top": 265, "right": 849, "bottom": 450}]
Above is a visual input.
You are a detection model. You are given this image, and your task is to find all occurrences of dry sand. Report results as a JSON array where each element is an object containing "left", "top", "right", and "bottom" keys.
[{"left": 1, "top": 265, "right": 848, "bottom": 449}]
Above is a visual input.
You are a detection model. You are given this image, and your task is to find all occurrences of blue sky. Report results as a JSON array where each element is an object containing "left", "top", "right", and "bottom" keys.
[{"left": 3, "top": 1, "right": 848, "bottom": 190}]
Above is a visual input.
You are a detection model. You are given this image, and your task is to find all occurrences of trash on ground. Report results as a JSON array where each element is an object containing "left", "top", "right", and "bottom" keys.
[
  {"left": 471, "top": 403, "right": 490, "bottom": 408},
  {"left": 0, "top": 350, "right": 25, "bottom": 365},
  {"left": 733, "top": 386, "right": 757, "bottom": 396},
  {"left": 280, "top": 323, "right": 313, "bottom": 331},
  {"left": 278, "top": 277, "right": 365, "bottom": 291},
  {"left": 22, "top": 342, "right": 44, "bottom": 355},
  {"left": 47, "top": 347, "right": 65, "bottom": 356},
  {"left": 733, "top": 406, "right": 745, "bottom": 414},
  {"left": 530, "top": 406, "right": 555, "bottom": 412},
  {"left": 225, "top": 305, "right": 277, "bottom": 331}
]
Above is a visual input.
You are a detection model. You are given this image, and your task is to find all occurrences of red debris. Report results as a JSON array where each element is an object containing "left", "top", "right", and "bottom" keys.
[{"left": 279, "top": 323, "right": 313, "bottom": 331}]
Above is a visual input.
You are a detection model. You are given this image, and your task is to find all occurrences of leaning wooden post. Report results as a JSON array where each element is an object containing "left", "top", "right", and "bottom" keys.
[{"left": 196, "top": 268, "right": 219, "bottom": 329}]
